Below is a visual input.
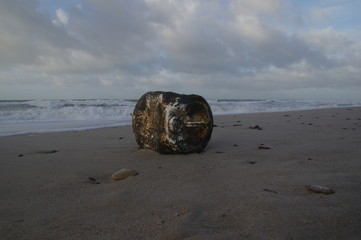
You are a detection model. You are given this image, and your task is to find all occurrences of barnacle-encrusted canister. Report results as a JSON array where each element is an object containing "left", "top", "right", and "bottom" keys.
[{"left": 132, "top": 91, "right": 213, "bottom": 154}]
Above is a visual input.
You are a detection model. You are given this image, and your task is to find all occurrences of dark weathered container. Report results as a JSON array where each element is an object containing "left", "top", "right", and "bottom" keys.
[{"left": 132, "top": 91, "right": 213, "bottom": 154}]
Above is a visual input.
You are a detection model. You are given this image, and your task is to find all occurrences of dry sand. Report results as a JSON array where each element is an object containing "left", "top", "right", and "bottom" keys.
[{"left": 1, "top": 107, "right": 361, "bottom": 240}]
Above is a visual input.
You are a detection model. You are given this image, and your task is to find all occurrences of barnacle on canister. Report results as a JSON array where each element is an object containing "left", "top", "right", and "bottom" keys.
[{"left": 132, "top": 91, "right": 213, "bottom": 154}]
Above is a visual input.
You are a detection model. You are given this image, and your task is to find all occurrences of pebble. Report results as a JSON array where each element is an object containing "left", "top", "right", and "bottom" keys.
[{"left": 112, "top": 169, "right": 138, "bottom": 180}]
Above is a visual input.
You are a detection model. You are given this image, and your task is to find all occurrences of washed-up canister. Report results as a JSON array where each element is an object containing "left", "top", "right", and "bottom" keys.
[{"left": 132, "top": 91, "right": 213, "bottom": 154}]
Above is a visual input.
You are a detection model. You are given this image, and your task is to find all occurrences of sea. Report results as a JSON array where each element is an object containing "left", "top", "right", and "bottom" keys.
[{"left": 1, "top": 98, "right": 360, "bottom": 137}]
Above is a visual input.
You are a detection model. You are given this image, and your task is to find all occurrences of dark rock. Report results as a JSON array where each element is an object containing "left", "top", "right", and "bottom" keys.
[{"left": 132, "top": 91, "right": 213, "bottom": 154}]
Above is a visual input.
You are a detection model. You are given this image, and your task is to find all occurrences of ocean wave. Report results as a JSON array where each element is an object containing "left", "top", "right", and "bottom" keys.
[{"left": 1, "top": 98, "right": 361, "bottom": 136}]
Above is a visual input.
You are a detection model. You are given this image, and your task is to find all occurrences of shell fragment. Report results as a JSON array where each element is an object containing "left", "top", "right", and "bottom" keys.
[{"left": 112, "top": 169, "right": 138, "bottom": 180}]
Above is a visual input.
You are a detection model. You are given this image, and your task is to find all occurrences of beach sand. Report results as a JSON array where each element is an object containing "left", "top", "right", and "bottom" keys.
[{"left": 1, "top": 107, "right": 361, "bottom": 239}]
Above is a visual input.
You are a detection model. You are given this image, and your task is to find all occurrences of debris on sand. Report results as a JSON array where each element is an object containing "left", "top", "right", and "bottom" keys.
[
  {"left": 258, "top": 144, "right": 271, "bottom": 149},
  {"left": 249, "top": 125, "right": 262, "bottom": 130},
  {"left": 88, "top": 177, "right": 100, "bottom": 184},
  {"left": 305, "top": 185, "right": 335, "bottom": 194}
]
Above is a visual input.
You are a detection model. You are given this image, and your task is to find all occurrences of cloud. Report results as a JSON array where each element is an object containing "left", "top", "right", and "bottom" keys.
[
  {"left": 309, "top": 6, "right": 340, "bottom": 25},
  {"left": 53, "top": 8, "right": 69, "bottom": 25},
  {"left": 0, "top": 0, "right": 77, "bottom": 68},
  {"left": 0, "top": 0, "right": 360, "bottom": 99}
]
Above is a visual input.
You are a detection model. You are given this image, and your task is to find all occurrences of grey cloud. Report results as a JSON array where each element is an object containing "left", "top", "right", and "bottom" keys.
[
  {"left": 66, "top": 1, "right": 164, "bottom": 66},
  {"left": 0, "top": 0, "right": 80, "bottom": 68},
  {"left": 0, "top": 0, "right": 360, "bottom": 99}
]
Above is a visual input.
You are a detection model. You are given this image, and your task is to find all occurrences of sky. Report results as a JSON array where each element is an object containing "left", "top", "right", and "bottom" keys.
[{"left": 1, "top": 0, "right": 361, "bottom": 100}]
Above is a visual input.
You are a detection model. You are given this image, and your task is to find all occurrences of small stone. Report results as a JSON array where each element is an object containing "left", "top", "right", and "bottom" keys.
[{"left": 112, "top": 169, "right": 138, "bottom": 180}]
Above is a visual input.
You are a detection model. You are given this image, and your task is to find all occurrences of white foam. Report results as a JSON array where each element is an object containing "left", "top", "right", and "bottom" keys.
[
  {"left": 0, "top": 119, "right": 131, "bottom": 137},
  {"left": 0, "top": 99, "right": 135, "bottom": 123}
]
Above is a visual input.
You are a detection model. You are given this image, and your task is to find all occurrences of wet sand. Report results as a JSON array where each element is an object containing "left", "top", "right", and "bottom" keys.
[{"left": 1, "top": 107, "right": 361, "bottom": 239}]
